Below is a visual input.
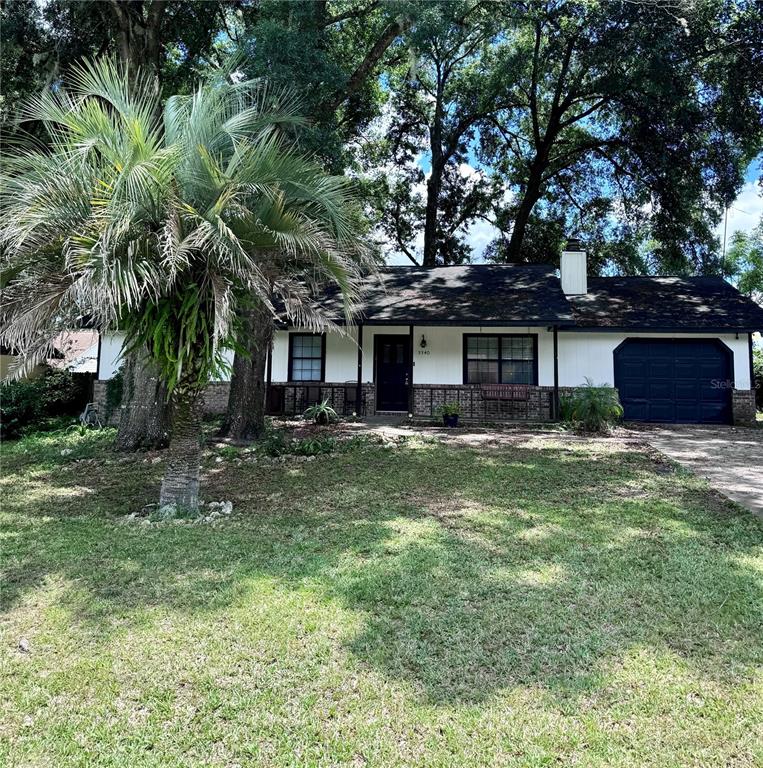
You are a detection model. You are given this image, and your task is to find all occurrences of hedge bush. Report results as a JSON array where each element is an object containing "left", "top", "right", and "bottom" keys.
[{"left": 0, "top": 367, "right": 89, "bottom": 439}]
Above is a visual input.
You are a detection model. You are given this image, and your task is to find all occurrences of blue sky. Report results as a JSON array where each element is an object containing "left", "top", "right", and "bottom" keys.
[{"left": 385, "top": 155, "right": 762, "bottom": 266}]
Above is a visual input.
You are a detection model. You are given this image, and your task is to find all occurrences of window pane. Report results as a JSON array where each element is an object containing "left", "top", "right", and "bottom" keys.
[
  {"left": 293, "top": 359, "right": 321, "bottom": 381},
  {"left": 291, "top": 335, "right": 322, "bottom": 380},
  {"left": 467, "top": 360, "right": 499, "bottom": 384},
  {"left": 501, "top": 361, "right": 533, "bottom": 384},
  {"left": 501, "top": 337, "right": 534, "bottom": 360},
  {"left": 467, "top": 336, "right": 498, "bottom": 360}
]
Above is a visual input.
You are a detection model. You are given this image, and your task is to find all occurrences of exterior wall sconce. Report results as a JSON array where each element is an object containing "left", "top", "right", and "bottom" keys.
[{"left": 420, "top": 334, "right": 427, "bottom": 349}]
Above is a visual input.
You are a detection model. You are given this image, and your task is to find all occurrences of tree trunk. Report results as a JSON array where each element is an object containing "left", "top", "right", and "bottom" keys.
[
  {"left": 159, "top": 379, "right": 204, "bottom": 511},
  {"left": 505, "top": 163, "right": 545, "bottom": 262},
  {"left": 422, "top": 79, "right": 445, "bottom": 268},
  {"left": 115, "top": 350, "right": 171, "bottom": 452},
  {"left": 221, "top": 306, "right": 273, "bottom": 441},
  {"left": 422, "top": 169, "right": 443, "bottom": 267}
]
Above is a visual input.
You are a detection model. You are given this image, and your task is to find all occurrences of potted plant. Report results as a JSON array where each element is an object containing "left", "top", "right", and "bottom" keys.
[{"left": 438, "top": 401, "right": 462, "bottom": 428}]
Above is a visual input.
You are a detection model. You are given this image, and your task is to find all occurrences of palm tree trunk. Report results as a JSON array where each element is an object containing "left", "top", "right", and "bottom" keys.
[
  {"left": 221, "top": 305, "right": 273, "bottom": 441},
  {"left": 159, "top": 378, "right": 204, "bottom": 511},
  {"left": 115, "top": 349, "right": 171, "bottom": 451}
]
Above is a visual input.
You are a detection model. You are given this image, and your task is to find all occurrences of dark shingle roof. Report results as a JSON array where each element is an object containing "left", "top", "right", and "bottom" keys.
[
  {"left": 567, "top": 276, "right": 763, "bottom": 331},
  {"left": 306, "top": 266, "right": 763, "bottom": 331},
  {"left": 327, "top": 264, "right": 574, "bottom": 325}
]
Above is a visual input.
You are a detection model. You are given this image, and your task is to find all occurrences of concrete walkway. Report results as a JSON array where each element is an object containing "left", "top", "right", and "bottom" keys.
[{"left": 646, "top": 426, "right": 763, "bottom": 517}]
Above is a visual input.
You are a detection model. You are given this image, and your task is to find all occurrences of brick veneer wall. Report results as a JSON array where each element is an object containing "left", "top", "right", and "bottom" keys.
[
  {"left": 204, "top": 382, "right": 230, "bottom": 415},
  {"left": 412, "top": 384, "right": 557, "bottom": 421},
  {"left": 95, "top": 379, "right": 561, "bottom": 422},
  {"left": 93, "top": 379, "right": 231, "bottom": 425},
  {"left": 732, "top": 389, "right": 756, "bottom": 426},
  {"left": 279, "top": 383, "right": 375, "bottom": 416}
]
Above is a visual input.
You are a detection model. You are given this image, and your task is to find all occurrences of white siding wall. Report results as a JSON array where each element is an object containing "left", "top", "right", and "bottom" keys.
[
  {"left": 98, "top": 332, "right": 236, "bottom": 381},
  {"left": 99, "top": 328, "right": 751, "bottom": 390},
  {"left": 558, "top": 332, "right": 751, "bottom": 389},
  {"left": 272, "top": 326, "right": 555, "bottom": 385},
  {"left": 98, "top": 332, "right": 126, "bottom": 379}
]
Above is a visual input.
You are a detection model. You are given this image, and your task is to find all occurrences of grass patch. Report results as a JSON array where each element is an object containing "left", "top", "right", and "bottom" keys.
[{"left": 1, "top": 430, "right": 762, "bottom": 767}]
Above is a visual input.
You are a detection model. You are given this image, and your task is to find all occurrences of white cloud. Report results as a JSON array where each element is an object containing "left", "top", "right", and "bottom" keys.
[
  {"left": 718, "top": 181, "right": 762, "bottom": 242},
  {"left": 464, "top": 218, "right": 501, "bottom": 261}
]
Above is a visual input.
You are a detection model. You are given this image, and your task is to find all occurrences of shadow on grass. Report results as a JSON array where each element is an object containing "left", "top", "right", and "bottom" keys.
[{"left": 2, "top": 438, "right": 762, "bottom": 705}]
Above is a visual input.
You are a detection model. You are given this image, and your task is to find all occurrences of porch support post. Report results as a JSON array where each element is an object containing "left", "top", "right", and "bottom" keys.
[
  {"left": 749, "top": 332, "right": 755, "bottom": 390},
  {"left": 265, "top": 332, "right": 273, "bottom": 412},
  {"left": 408, "top": 324, "right": 414, "bottom": 416},
  {"left": 552, "top": 325, "right": 559, "bottom": 420},
  {"left": 355, "top": 323, "right": 363, "bottom": 417}
]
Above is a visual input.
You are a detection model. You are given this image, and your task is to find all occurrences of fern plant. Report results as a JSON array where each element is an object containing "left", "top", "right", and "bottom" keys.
[{"left": 566, "top": 378, "right": 623, "bottom": 432}]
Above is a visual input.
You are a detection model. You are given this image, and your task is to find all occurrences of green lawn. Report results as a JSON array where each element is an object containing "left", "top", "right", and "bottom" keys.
[{"left": 2, "top": 427, "right": 762, "bottom": 767}]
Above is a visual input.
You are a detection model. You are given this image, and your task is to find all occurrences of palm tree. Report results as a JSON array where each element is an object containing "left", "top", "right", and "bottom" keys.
[{"left": 0, "top": 58, "right": 371, "bottom": 512}]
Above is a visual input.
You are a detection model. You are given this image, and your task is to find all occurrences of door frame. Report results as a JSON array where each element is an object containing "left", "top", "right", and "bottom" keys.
[{"left": 373, "top": 333, "right": 411, "bottom": 412}]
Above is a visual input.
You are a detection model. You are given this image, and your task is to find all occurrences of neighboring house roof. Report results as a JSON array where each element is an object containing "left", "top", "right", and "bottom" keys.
[
  {"left": 568, "top": 277, "right": 763, "bottom": 332},
  {"left": 48, "top": 331, "right": 99, "bottom": 373},
  {"left": 322, "top": 264, "right": 575, "bottom": 326}
]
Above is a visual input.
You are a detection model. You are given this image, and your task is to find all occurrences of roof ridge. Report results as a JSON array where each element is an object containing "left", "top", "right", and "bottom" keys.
[
  {"left": 381, "top": 262, "right": 555, "bottom": 270},
  {"left": 591, "top": 274, "right": 726, "bottom": 280}
]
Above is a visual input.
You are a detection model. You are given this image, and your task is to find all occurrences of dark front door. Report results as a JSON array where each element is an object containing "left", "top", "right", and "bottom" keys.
[
  {"left": 614, "top": 338, "right": 733, "bottom": 424},
  {"left": 375, "top": 335, "right": 410, "bottom": 411}
]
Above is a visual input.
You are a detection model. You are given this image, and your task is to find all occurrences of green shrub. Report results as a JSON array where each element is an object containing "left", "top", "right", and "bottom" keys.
[
  {"left": 563, "top": 378, "right": 623, "bottom": 433},
  {"left": 437, "top": 402, "right": 462, "bottom": 417},
  {"left": 753, "top": 346, "right": 762, "bottom": 411},
  {"left": 293, "top": 435, "right": 338, "bottom": 455},
  {"left": 257, "top": 427, "right": 340, "bottom": 457},
  {"left": 558, "top": 393, "right": 576, "bottom": 422},
  {"left": 104, "top": 366, "right": 124, "bottom": 420},
  {"left": 0, "top": 367, "right": 88, "bottom": 439},
  {"left": 0, "top": 378, "right": 40, "bottom": 439},
  {"left": 259, "top": 428, "right": 290, "bottom": 457}
]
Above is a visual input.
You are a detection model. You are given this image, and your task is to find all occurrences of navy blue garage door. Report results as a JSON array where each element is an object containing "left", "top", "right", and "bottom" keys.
[{"left": 614, "top": 339, "right": 732, "bottom": 424}]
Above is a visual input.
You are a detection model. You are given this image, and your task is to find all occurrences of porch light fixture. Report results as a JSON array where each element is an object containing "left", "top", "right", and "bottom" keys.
[{"left": 420, "top": 334, "right": 427, "bottom": 349}]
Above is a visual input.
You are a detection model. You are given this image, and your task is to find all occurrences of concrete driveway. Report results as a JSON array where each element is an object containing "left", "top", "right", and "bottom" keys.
[{"left": 646, "top": 426, "right": 763, "bottom": 516}]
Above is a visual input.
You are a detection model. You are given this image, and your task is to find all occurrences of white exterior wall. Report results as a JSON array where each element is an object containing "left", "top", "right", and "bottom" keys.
[
  {"left": 99, "top": 328, "right": 751, "bottom": 391},
  {"left": 98, "top": 332, "right": 236, "bottom": 381},
  {"left": 557, "top": 332, "right": 751, "bottom": 389},
  {"left": 98, "top": 332, "right": 126, "bottom": 379},
  {"left": 272, "top": 326, "right": 555, "bottom": 385}
]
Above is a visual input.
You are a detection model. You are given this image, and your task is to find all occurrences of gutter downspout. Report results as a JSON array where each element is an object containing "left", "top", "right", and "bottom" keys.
[
  {"left": 356, "top": 324, "right": 364, "bottom": 417},
  {"left": 553, "top": 325, "right": 559, "bottom": 420},
  {"left": 408, "top": 324, "right": 414, "bottom": 417}
]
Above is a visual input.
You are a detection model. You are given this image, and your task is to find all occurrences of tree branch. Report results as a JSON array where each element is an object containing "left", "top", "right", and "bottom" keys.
[
  {"left": 323, "top": 1, "right": 380, "bottom": 27},
  {"left": 323, "top": 17, "right": 406, "bottom": 113}
]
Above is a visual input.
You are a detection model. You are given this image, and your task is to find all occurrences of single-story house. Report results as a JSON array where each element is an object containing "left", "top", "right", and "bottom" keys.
[{"left": 95, "top": 242, "right": 763, "bottom": 425}]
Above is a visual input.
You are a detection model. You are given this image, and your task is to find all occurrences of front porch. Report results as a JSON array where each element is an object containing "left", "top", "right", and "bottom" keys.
[
  {"left": 264, "top": 381, "right": 557, "bottom": 422},
  {"left": 265, "top": 323, "right": 561, "bottom": 422}
]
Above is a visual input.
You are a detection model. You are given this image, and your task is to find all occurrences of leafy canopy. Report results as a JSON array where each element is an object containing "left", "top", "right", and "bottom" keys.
[{"left": 1, "top": 58, "right": 371, "bottom": 390}]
